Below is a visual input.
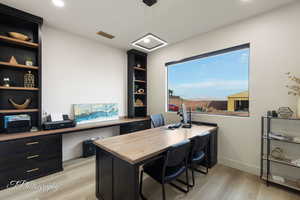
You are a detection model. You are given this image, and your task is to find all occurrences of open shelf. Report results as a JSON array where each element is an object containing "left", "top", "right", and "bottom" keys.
[
  {"left": 262, "top": 116, "right": 300, "bottom": 121},
  {"left": 262, "top": 175, "right": 300, "bottom": 191},
  {"left": 0, "top": 109, "right": 39, "bottom": 114},
  {"left": 263, "top": 134, "right": 300, "bottom": 145},
  {"left": 134, "top": 80, "right": 146, "bottom": 83},
  {"left": 0, "top": 86, "right": 39, "bottom": 91},
  {"left": 0, "top": 35, "right": 39, "bottom": 48},
  {"left": 134, "top": 67, "right": 146, "bottom": 71},
  {"left": 262, "top": 155, "right": 300, "bottom": 169},
  {"left": 0, "top": 61, "right": 39, "bottom": 70}
]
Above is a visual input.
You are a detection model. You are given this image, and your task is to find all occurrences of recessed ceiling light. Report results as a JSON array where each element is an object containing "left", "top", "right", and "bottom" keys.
[
  {"left": 240, "top": 0, "right": 252, "bottom": 3},
  {"left": 132, "top": 33, "right": 168, "bottom": 52},
  {"left": 52, "top": 0, "right": 65, "bottom": 8}
]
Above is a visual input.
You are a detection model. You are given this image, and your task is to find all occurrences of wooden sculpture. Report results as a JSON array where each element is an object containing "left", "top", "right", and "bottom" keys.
[{"left": 9, "top": 98, "right": 31, "bottom": 109}]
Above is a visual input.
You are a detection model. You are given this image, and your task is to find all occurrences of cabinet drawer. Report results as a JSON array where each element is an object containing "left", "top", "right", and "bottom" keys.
[
  {"left": 0, "top": 150, "right": 61, "bottom": 172},
  {"left": 120, "top": 120, "right": 151, "bottom": 135},
  {"left": 0, "top": 134, "right": 62, "bottom": 156},
  {"left": 0, "top": 158, "right": 62, "bottom": 189}
]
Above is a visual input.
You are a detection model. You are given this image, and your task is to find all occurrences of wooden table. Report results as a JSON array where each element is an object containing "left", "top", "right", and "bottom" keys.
[
  {"left": 94, "top": 124, "right": 218, "bottom": 200},
  {"left": 0, "top": 117, "right": 150, "bottom": 191}
]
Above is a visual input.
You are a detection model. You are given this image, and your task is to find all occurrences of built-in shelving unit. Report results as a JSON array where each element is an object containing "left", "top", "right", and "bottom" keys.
[
  {"left": 0, "top": 109, "right": 39, "bottom": 114},
  {"left": 0, "top": 86, "right": 39, "bottom": 91},
  {"left": 0, "top": 35, "right": 39, "bottom": 48},
  {"left": 0, "top": 61, "right": 39, "bottom": 70},
  {"left": 133, "top": 67, "right": 146, "bottom": 71},
  {"left": 0, "top": 3, "right": 43, "bottom": 133},
  {"left": 261, "top": 116, "right": 300, "bottom": 192},
  {"left": 127, "top": 49, "right": 147, "bottom": 118},
  {"left": 134, "top": 80, "right": 146, "bottom": 83}
]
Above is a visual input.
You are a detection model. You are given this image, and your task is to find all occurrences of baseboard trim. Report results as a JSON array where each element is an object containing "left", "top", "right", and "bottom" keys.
[{"left": 219, "top": 157, "right": 260, "bottom": 176}]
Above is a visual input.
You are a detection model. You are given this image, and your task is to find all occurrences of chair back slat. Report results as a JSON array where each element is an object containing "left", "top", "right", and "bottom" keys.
[
  {"left": 165, "top": 139, "right": 190, "bottom": 167},
  {"left": 190, "top": 133, "right": 210, "bottom": 159},
  {"left": 150, "top": 114, "right": 165, "bottom": 128}
]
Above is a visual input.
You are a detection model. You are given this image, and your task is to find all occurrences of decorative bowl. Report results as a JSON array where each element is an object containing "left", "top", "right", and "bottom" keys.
[{"left": 8, "top": 32, "right": 30, "bottom": 41}]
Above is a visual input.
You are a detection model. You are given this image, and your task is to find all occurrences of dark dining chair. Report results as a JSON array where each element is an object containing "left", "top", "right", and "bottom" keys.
[
  {"left": 139, "top": 139, "right": 191, "bottom": 200},
  {"left": 150, "top": 114, "right": 165, "bottom": 128},
  {"left": 188, "top": 132, "right": 210, "bottom": 187}
]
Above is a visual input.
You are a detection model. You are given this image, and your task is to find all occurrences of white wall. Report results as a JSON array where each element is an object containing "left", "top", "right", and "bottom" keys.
[
  {"left": 148, "top": 2, "right": 300, "bottom": 175},
  {"left": 42, "top": 26, "right": 127, "bottom": 161}
]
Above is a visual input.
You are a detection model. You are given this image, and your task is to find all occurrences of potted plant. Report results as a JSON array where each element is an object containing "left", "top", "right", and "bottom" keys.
[{"left": 286, "top": 72, "right": 300, "bottom": 117}]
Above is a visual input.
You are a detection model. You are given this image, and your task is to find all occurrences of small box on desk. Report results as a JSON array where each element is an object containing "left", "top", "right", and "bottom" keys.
[{"left": 3, "top": 114, "right": 31, "bottom": 133}]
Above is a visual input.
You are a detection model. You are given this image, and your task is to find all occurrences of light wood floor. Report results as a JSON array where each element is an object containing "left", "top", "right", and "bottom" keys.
[{"left": 0, "top": 157, "right": 299, "bottom": 200}]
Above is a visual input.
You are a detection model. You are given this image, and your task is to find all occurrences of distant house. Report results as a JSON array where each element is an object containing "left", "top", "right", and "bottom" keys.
[
  {"left": 227, "top": 91, "right": 249, "bottom": 112},
  {"left": 169, "top": 96, "right": 227, "bottom": 112}
]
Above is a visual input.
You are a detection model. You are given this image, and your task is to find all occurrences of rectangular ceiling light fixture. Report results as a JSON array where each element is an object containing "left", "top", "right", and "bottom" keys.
[
  {"left": 131, "top": 33, "right": 168, "bottom": 52},
  {"left": 97, "top": 31, "right": 115, "bottom": 39}
]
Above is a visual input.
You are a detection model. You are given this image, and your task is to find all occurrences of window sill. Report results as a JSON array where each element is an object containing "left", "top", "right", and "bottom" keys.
[{"left": 166, "top": 111, "right": 250, "bottom": 118}]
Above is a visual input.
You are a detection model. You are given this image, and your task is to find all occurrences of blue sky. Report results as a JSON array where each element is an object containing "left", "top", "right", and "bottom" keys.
[{"left": 168, "top": 48, "right": 249, "bottom": 99}]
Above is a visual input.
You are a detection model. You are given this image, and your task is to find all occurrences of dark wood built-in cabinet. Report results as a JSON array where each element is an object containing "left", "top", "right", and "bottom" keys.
[
  {"left": 127, "top": 49, "right": 148, "bottom": 118},
  {"left": 120, "top": 119, "right": 151, "bottom": 135},
  {"left": 0, "top": 3, "right": 43, "bottom": 133},
  {"left": 0, "top": 134, "right": 62, "bottom": 190},
  {"left": 0, "top": 3, "right": 52, "bottom": 190}
]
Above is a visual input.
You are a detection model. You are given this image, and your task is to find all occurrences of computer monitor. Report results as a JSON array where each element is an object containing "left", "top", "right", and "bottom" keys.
[
  {"left": 182, "top": 104, "right": 188, "bottom": 124},
  {"left": 181, "top": 104, "right": 192, "bottom": 128}
]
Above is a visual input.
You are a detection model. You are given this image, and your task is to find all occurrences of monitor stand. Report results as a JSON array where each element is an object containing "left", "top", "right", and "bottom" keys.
[{"left": 182, "top": 123, "right": 192, "bottom": 129}]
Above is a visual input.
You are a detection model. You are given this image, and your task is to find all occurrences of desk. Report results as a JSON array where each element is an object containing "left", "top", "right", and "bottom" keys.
[
  {"left": 0, "top": 117, "right": 150, "bottom": 190},
  {"left": 94, "top": 124, "right": 218, "bottom": 200}
]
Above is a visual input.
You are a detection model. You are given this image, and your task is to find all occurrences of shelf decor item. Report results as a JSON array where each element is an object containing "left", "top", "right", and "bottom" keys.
[
  {"left": 278, "top": 107, "right": 293, "bottom": 119},
  {"left": 25, "top": 57, "right": 33, "bottom": 66},
  {"left": 3, "top": 77, "right": 10, "bottom": 87},
  {"left": 24, "top": 71, "right": 35, "bottom": 88},
  {"left": 135, "top": 99, "right": 144, "bottom": 106},
  {"left": 8, "top": 32, "right": 30, "bottom": 41},
  {"left": 286, "top": 72, "right": 300, "bottom": 117},
  {"left": 9, "top": 56, "right": 18, "bottom": 65},
  {"left": 271, "top": 147, "right": 286, "bottom": 161},
  {"left": 9, "top": 98, "right": 31, "bottom": 110},
  {"left": 137, "top": 89, "right": 145, "bottom": 94}
]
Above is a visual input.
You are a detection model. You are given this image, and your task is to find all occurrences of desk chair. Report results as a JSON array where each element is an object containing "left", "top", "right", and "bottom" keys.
[
  {"left": 139, "top": 140, "right": 191, "bottom": 200},
  {"left": 188, "top": 132, "right": 210, "bottom": 187},
  {"left": 150, "top": 114, "right": 165, "bottom": 128}
]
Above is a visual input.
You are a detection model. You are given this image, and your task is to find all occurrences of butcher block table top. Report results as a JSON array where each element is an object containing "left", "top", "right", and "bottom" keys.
[
  {"left": 94, "top": 125, "right": 217, "bottom": 164},
  {"left": 0, "top": 117, "right": 149, "bottom": 142}
]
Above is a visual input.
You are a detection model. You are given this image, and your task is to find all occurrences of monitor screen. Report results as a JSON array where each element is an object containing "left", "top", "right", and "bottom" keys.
[{"left": 182, "top": 104, "right": 188, "bottom": 124}]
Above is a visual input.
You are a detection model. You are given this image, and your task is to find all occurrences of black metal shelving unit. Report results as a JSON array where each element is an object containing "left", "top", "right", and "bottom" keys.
[{"left": 261, "top": 116, "right": 300, "bottom": 191}]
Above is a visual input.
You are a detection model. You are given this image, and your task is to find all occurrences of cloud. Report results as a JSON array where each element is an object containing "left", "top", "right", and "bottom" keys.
[{"left": 178, "top": 80, "right": 248, "bottom": 90}]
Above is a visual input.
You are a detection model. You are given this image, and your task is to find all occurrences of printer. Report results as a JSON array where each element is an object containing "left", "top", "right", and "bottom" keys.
[{"left": 4, "top": 114, "right": 31, "bottom": 133}]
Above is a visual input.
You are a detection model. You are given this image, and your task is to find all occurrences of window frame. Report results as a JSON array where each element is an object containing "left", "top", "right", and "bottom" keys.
[{"left": 165, "top": 43, "right": 250, "bottom": 117}]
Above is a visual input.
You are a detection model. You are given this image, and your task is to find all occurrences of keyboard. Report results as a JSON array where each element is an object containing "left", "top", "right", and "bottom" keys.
[{"left": 168, "top": 123, "right": 182, "bottom": 129}]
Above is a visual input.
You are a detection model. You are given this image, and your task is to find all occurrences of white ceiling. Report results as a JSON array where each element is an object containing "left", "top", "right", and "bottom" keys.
[{"left": 0, "top": 0, "right": 296, "bottom": 51}]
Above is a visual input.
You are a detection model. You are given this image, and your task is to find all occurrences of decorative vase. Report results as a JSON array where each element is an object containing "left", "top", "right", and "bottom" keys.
[{"left": 297, "top": 98, "right": 300, "bottom": 118}]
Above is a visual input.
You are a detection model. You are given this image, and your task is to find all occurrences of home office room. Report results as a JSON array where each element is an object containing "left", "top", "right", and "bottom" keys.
[{"left": 0, "top": 0, "right": 300, "bottom": 200}]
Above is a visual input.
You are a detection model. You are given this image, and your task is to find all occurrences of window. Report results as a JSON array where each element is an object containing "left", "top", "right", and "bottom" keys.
[{"left": 167, "top": 44, "right": 250, "bottom": 117}]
